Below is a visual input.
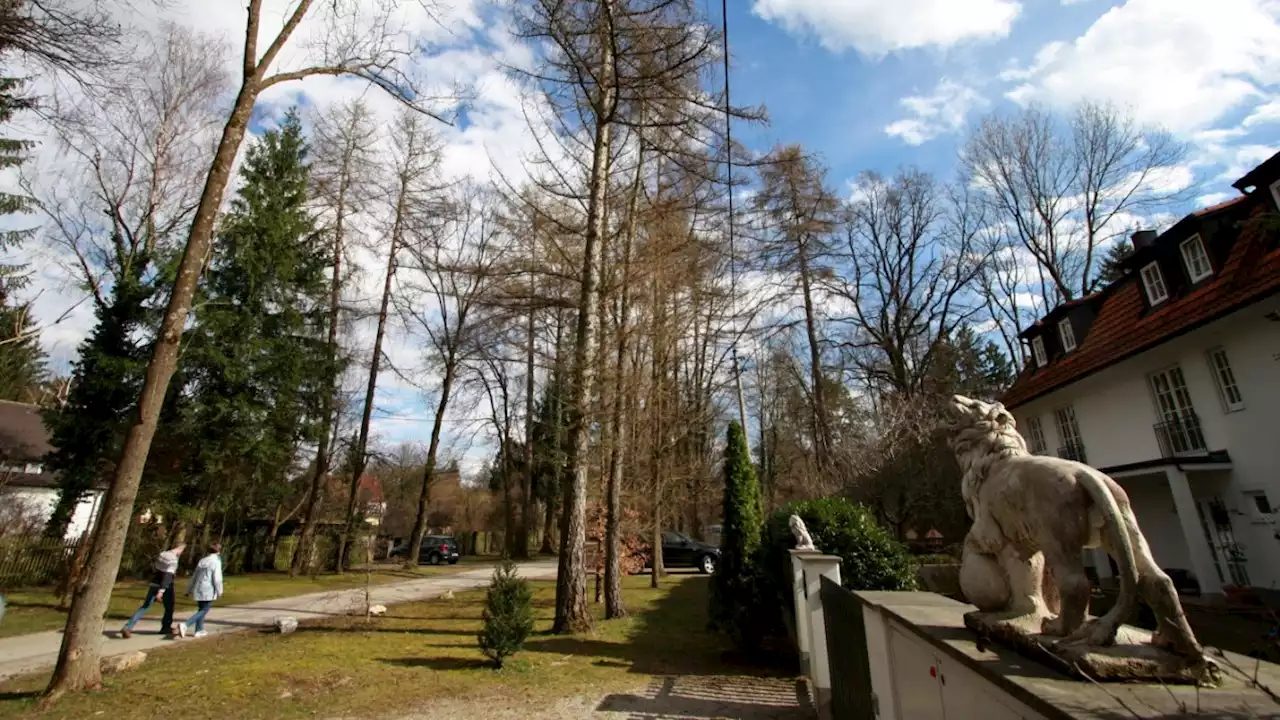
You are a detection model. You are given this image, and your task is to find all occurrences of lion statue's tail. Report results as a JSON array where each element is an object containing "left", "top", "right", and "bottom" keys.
[{"left": 1072, "top": 466, "right": 1140, "bottom": 641}]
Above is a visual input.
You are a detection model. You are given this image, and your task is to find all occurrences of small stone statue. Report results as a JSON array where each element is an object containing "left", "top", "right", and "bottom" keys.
[{"left": 790, "top": 514, "right": 817, "bottom": 551}]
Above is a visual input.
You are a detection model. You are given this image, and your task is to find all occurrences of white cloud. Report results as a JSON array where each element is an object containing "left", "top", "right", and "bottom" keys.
[
  {"left": 751, "top": 0, "right": 1021, "bottom": 55},
  {"left": 1003, "top": 0, "right": 1280, "bottom": 135},
  {"left": 884, "top": 78, "right": 984, "bottom": 145},
  {"left": 1243, "top": 98, "right": 1280, "bottom": 128},
  {"left": 1196, "top": 191, "right": 1234, "bottom": 208}
]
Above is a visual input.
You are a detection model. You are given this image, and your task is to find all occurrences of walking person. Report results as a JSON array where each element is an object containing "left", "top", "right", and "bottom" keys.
[
  {"left": 178, "top": 542, "right": 223, "bottom": 638},
  {"left": 120, "top": 542, "right": 185, "bottom": 638}
]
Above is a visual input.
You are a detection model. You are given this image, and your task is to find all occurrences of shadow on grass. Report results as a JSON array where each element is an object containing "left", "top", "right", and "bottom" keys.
[
  {"left": 0, "top": 691, "right": 40, "bottom": 702},
  {"left": 379, "top": 657, "right": 490, "bottom": 671},
  {"left": 296, "top": 625, "right": 475, "bottom": 636},
  {"left": 524, "top": 576, "right": 794, "bottom": 679}
]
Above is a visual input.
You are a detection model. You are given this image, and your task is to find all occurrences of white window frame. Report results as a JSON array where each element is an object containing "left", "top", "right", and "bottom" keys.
[
  {"left": 1179, "top": 234, "right": 1213, "bottom": 283},
  {"left": 1207, "top": 347, "right": 1245, "bottom": 412},
  {"left": 1025, "top": 415, "right": 1048, "bottom": 455},
  {"left": 1243, "top": 490, "right": 1274, "bottom": 524},
  {"left": 1054, "top": 405, "right": 1085, "bottom": 459},
  {"left": 1270, "top": 179, "right": 1280, "bottom": 210},
  {"left": 1058, "top": 318, "right": 1076, "bottom": 353},
  {"left": 1031, "top": 336, "right": 1048, "bottom": 368},
  {"left": 1140, "top": 262, "right": 1169, "bottom": 305}
]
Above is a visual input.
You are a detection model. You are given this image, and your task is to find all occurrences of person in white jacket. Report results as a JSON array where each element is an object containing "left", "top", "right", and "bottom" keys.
[{"left": 177, "top": 542, "right": 223, "bottom": 638}]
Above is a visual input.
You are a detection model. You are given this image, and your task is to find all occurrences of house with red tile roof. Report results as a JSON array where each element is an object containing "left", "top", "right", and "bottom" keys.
[{"left": 1000, "top": 151, "right": 1280, "bottom": 596}]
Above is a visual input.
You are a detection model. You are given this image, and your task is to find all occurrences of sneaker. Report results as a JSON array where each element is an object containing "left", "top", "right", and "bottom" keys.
[
  {"left": 176, "top": 624, "right": 187, "bottom": 638},
  {"left": 194, "top": 630, "right": 207, "bottom": 638},
  {"left": 120, "top": 628, "right": 132, "bottom": 639}
]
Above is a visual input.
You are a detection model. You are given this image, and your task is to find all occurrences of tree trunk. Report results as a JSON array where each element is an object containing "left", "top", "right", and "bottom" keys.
[
  {"left": 518, "top": 303, "right": 535, "bottom": 560},
  {"left": 552, "top": 11, "right": 615, "bottom": 634},
  {"left": 404, "top": 356, "right": 457, "bottom": 570},
  {"left": 337, "top": 194, "right": 401, "bottom": 568},
  {"left": 540, "top": 499, "right": 556, "bottom": 555},
  {"left": 292, "top": 153, "right": 350, "bottom": 576},
  {"left": 43, "top": 80, "right": 259, "bottom": 699},
  {"left": 604, "top": 133, "right": 644, "bottom": 619},
  {"left": 796, "top": 245, "right": 830, "bottom": 474}
]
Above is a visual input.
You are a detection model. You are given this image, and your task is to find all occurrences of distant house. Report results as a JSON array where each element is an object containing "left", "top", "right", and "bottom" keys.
[
  {"left": 0, "top": 400, "right": 105, "bottom": 539},
  {"left": 1001, "top": 150, "right": 1280, "bottom": 595},
  {"left": 321, "top": 474, "right": 387, "bottom": 526}
]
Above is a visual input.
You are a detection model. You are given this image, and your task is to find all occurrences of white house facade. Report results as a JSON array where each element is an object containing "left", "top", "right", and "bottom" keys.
[
  {"left": 0, "top": 400, "right": 105, "bottom": 540},
  {"left": 1001, "top": 152, "right": 1280, "bottom": 596}
]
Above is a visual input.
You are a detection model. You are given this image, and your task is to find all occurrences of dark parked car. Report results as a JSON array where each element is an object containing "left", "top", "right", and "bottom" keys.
[
  {"left": 390, "top": 535, "right": 460, "bottom": 565},
  {"left": 654, "top": 531, "right": 719, "bottom": 574}
]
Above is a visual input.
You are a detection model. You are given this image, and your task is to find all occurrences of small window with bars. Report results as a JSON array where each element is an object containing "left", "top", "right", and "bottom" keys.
[
  {"left": 1054, "top": 405, "right": 1086, "bottom": 463},
  {"left": 1025, "top": 415, "right": 1047, "bottom": 455},
  {"left": 1207, "top": 347, "right": 1244, "bottom": 412}
]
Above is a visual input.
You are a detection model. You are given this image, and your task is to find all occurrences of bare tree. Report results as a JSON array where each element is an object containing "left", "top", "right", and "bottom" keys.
[
  {"left": 337, "top": 108, "right": 443, "bottom": 570},
  {"left": 45, "top": 0, "right": 456, "bottom": 698},
  {"left": 830, "top": 169, "right": 990, "bottom": 400},
  {"left": 753, "top": 145, "right": 838, "bottom": 474},
  {"left": 397, "top": 184, "right": 506, "bottom": 572},
  {"left": 961, "top": 101, "right": 1189, "bottom": 305},
  {"left": 291, "top": 98, "right": 378, "bottom": 576}
]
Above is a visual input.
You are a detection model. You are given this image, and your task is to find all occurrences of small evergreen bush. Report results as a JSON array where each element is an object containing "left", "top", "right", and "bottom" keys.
[{"left": 477, "top": 558, "right": 534, "bottom": 668}]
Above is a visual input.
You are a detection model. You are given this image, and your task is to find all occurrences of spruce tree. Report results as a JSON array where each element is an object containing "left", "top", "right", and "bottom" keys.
[
  {"left": 711, "top": 420, "right": 763, "bottom": 632},
  {"left": 183, "top": 109, "right": 330, "bottom": 515},
  {"left": 1095, "top": 239, "right": 1132, "bottom": 289},
  {"left": 0, "top": 74, "right": 45, "bottom": 402},
  {"left": 477, "top": 558, "right": 534, "bottom": 668}
]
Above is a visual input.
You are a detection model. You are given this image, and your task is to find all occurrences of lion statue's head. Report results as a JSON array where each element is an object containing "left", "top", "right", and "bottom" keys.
[{"left": 945, "top": 395, "right": 1029, "bottom": 514}]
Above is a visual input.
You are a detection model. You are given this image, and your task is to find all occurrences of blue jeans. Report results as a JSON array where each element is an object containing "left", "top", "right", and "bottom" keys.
[
  {"left": 123, "top": 583, "right": 175, "bottom": 633},
  {"left": 184, "top": 600, "right": 213, "bottom": 632}
]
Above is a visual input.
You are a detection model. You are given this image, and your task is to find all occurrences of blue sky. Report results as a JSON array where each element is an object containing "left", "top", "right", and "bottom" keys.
[{"left": 23, "top": 0, "right": 1280, "bottom": 475}]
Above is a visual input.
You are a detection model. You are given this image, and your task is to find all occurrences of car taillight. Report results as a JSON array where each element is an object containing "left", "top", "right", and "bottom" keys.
[{"left": 440, "top": 545, "right": 448, "bottom": 552}]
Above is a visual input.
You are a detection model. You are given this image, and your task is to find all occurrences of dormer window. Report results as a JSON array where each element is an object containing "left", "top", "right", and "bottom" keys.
[
  {"left": 1058, "top": 318, "right": 1076, "bottom": 353},
  {"left": 1031, "top": 335, "right": 1047, "bottom": 367},
  {"left": 1140, "top": 262, "right": 1169, "bottom": 305},
  {"left": 1180, "top": 234, "right": 1212, "bottom": 282}
]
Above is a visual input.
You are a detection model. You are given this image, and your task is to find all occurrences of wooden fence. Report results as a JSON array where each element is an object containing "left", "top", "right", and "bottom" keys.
[{"left": 0, "top": 537, "right": 82, "bottom": 589}]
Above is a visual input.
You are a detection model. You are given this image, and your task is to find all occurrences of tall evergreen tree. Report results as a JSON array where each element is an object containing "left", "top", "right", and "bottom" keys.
[
  {"left": 711, "top": 420, "right": 763, "bottom": 633},
  {"left": 0, "top": 74, "right": 45, "bottom": 402},
  {"left": 182, "top": 110, "right": 330, "bottom": 534}
]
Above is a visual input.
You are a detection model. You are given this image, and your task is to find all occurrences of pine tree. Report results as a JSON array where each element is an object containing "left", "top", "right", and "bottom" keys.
[
  {"left": 1095, "top": 239, "right": 1132, "bottom": 289},
  {"left": 477, "top": 557, "right": 534, "bottom": 669},
  {"left": 42, "top": 275, "right": 150, "bottom": 538},
  {"left": 183, "top": 109, "right": 330, "bottom": 521},
  {"left": 711, "top": 420, "right": 763, "bottom": 631},
  {"left": 0, "top": 74, "right": 45, "bottom": 402}
]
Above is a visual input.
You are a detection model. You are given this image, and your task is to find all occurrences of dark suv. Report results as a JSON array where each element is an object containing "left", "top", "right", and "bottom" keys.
[
  {"left": 656, "top": 531, "right": 719, "bottom": 574},
  {"left": 390, "top": 535, "right": 460, "bottom": 565}
]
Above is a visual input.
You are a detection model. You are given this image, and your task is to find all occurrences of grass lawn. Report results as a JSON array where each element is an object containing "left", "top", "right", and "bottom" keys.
[
  {"left": 0, "top": 574, "right": 798, "bottom": 720},
  {"left": 0, "top": 556, "right": 496, "bottom": 639}
]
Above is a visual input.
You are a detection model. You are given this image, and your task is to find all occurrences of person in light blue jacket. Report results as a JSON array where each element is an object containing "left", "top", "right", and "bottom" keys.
[{"left": 177, "top": 542, "right": 223, "bottom": 638}]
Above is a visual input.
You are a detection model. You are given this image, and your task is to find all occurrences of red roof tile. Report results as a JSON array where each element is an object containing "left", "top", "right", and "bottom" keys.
[{"left": 1002, "top": 204, "right": 1280, "bottom": 409}]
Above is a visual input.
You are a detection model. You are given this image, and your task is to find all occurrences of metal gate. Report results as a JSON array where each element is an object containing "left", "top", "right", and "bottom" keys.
[{"left": 820, "top": 576, "right": 875, "bottom": 719}]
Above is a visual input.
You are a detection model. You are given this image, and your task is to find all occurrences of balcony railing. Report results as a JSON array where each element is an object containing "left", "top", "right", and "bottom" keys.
[
  {"left": 1154, "top": 413, "right": 1207, "bottom": 458},
  {"left": 1058, "top": 442, "right": 1088, "bottom": 464}
]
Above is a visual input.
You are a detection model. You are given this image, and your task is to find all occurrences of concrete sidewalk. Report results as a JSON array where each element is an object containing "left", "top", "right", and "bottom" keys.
[{"left": 0, "top": 560, "right": 558, "bottom": 682}]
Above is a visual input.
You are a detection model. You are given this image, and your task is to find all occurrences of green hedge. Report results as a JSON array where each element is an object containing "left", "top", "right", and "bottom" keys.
[{"left": 733, "top": 497, "right": 917, "bottom": 649}]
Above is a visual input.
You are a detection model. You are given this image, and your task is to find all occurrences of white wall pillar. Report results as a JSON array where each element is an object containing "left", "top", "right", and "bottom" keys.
[
  {"left": 802, "top": 554, "right": 842, "bottom": 720},
  {"left": 1092, "top": 548, "right": 1113, "bottom": 583},
  {"left": 1166, "top": 467, "right": 1223, "bottom": 595},
  {"left": 788, "top": 549, "right": 819, "bottom": 676}
]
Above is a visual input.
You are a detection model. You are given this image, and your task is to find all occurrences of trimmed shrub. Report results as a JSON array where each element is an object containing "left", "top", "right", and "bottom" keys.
[
  {"left": 710, "top": 420, "right": 763, "bottom": 632},
  {"left": 477, "top": 558, "right": 534, "bottom": 668},
  {"left": 744, "top": 497, "right": 918, "bottom": 645}
]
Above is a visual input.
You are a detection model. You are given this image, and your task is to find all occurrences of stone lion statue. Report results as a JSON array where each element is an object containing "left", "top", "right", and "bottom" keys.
[
  {"left": 945, "top": 394, "right": 1203, "bottom": 660},
  {"left": 790, "top": 515, "right": 816, "bottom": 551}
]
